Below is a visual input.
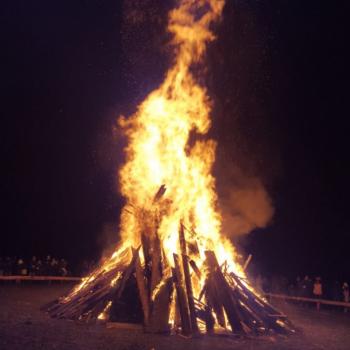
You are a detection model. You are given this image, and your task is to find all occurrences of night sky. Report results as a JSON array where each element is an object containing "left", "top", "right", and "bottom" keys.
[{"left": 1, "top": 1, "right": 348, "bottom": 280}]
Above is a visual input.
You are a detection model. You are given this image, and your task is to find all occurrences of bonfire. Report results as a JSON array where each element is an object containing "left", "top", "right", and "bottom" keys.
[{"left": 48, "top": 0, "right": 294, "bottom": 336}]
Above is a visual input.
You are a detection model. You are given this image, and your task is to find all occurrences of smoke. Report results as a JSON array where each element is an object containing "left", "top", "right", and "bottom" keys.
[
  {"left": 96, "top": 222, "right": 120, "bottom": 259},
  {"left": 217, "top": 166, "right": 274, "bottom": 236}
]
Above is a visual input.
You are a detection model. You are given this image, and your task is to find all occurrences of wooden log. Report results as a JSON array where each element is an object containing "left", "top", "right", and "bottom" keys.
[
  {"left": 48, "top": 247, "right": 130, "bottom": 316},
  {"left": 189, "top": 260, "right": 201, "bottom": 279},
  {"left": 135, "top": 251, "right": 150, "bottom": 326},
  {"left": 49, "top": 266, "right": 122, "bottom": 317},
  {"left": 227, "top": 273, "right": 294, "bottom": 334},
  {"left": 150, "top": 228, "right": 162, "bottom": 294},
  {"left": 153, "top": 184, "right": 167, "bottom": 203},
  {"left": 53, "top": 248, "right": 137, "bottom": 320},
  {"left": 243, "top": 254, "right": 252, "bottom": 271},
  {"left": 82, "top": 298, "right": 110, "bottom": 322},
  {"left": 194, "top": 298, "right": 215, "bottom": 333},
  {"left": 57, "top": 263, "right": 126, "bottom": 318},
  {"left": 172, "top": 254, "right": 191, "bottom": 336},
  {"left": 56, "top": 282, "right": 114, "bottom": 319},
  {"left": 147, "top": 277, "right": 173, "bottom": 333},
  {"left": 173, "top": 293, "right": 182, "bottom": 330},
  {"left": 141, "top": 231, "right": 151, "bottom": 278},
  {"left": 179, "top": 223, "right": 199, "bottom": 334},
  {"left": 233, "top": 300, "right": 264, "bottom": 334},
  {"left": 205, "top": 250, "right": 245, "bottom": 334},
  {"left": 229, "top": 273, "right": 284, "bottom": 318},
  {"left": 116, "top": 247, "right": 140, "bottom": 299},
  {"left": 204, "top": 276, "right": 226, "bottom": 327}
]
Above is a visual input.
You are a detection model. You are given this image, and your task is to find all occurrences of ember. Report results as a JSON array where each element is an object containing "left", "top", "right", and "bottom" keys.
[{"left": 47, "top": 0, "right": 294, "bottom": 336}]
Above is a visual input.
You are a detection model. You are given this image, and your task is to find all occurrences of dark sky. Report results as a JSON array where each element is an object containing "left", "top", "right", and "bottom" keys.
[{"left": 1, "top": 1, "right": 348, "bottom": 280}]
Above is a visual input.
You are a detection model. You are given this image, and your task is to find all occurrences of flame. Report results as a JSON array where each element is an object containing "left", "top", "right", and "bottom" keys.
[
  {"left": 98, "top": 301, "right": 112, "bottom": 321},
  {"left": 118, "top": 0, "right": 244, "bottom": 287},
  {"left": 66, "top": 0, "right": 249, "bottom": 306}
]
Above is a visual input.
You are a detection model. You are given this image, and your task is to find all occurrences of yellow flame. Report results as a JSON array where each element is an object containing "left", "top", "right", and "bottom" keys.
[
  {"left": 118, "top": 0, "right": 244, "bottom": 293},
  {"left": 98, "top": 301, "right": 112, "bottom": 321},
  {"left": 67, "top": 0, "right": 249, "bottom": 305}
]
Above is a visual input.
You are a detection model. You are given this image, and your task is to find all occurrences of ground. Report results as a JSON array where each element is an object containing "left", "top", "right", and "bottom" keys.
[{"left": 0, "top": 283, "right": 349, "bottom": 350}]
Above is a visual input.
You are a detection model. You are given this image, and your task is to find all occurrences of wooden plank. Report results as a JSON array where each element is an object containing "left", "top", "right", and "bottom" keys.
[
  {"left": 243, "top": 254, "right": 252, "bottom": 271},
  {"left": 229, "top": 273, "right": 284, "bottom": 317},
  {"left": 150, "top": 229, "right": 162, "bottom": 294},
  {"left": 147, "top": 277, "right": 173, "bottom": 333},
  {"left": 189, "top": 260, "right": 201, "bottom": 279},
  {"left": 48, "top": 266, "right": 123, "bottom": 318},
  {"left": 153, "top": 184, "right": 167, "bottom": 203},
  {"left": 204, "top": 275, "right": 226, "bottom": 327},
  {"left": 116, "top": 247, "right": 140, "bottom": 299},
  {"left": 172, "top": 254, "right": 191, "bottom": 336},
  {"left": 135, "top": 251, "right": 150, "bottom": 326},
  {"left": 194, "top": 298, "right": 215, "bottom": 333},
  {"left": 51, "top": 248, "right": 137, "bottom": 320},
  {"left": 228, "top": 273, "right": 293, "bottom": 334},
  {"left": 179, "top": 223, "right": 199, "bottom": 334},
  {"left": 205, "top": 250, "right": 245, "bottom": 334}
]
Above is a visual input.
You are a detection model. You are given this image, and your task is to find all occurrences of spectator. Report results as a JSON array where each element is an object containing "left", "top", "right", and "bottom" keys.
[
  {"left": 16, "top": 259, "right": 27, "bottom": 276},
  {"left": 0, "top": 255, "right": 71, "bottom": 277},
  {"left": 331, "top": 281, "right": 342, "bottom": 301},
  {"left": 343, "top": 282, "right": 349, "bottom": 313},
  {"left": 59, "top": 259, "right": 68, "bottom": 276},
  {"left": 4, "top": 257, "right": 13, "bottom": 275},
  {"left": 301, "top": 275, "right": 312, "bottom": 298},
  {"left": 296, "top": 276, "right": 302, "bottom": 298},
  {"left": 313, "top": 277, "right": 323, "bottom": 310},
  {"left": 36, "top": 259, "right": 44, "bottom": 275},
  {"left": 29, "top": 256, "right": 37, "bottom": 276},
  {"left": 299, "top": 275, "right": 313, "bottom": 307},
  {"left": 0, "top": 257, "right": 4, "bottom": 275},
  {"left": 50, "top": 258, "right": 59, "bottom": 275},
  {"left": 44, "top": 255, "right": 52, "bottom": 275}
]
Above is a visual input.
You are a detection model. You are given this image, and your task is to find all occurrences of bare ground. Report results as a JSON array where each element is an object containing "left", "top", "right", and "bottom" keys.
[{"left": 0, "top": 283, "right": 349, "bottom": 350}]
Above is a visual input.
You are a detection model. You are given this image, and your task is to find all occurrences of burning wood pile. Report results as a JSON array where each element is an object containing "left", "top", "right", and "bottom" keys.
[
  {"left": 48, "top": 0, "right": 294, "bottom": 337},
  {"left": 48, "top": 200, "right": 294, "bottom": 336}
]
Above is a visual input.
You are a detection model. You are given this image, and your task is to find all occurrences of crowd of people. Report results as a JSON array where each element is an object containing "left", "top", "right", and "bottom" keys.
[
  {"left": 254, "top": 274, "right": 349, "bottom": 311},
  {"left": 1, "top": 257, "right": 349, "bottom": 311},
  {"left": 0, "top": 256, "right": 97, "bottom": 277},
  {"left": 0, "top": 256, "right": 70, "bottom": 276}
]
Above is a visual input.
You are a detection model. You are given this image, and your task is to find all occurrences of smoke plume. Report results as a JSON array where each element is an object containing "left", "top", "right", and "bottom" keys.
[{"left": 217, "top": 166, "right": 274, "bottom": 236}]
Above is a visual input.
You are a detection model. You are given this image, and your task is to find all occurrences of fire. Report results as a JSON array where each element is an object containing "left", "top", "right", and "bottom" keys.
[
  {"left": 118, "top": 0, "right": 243, "bottom": 281},
  {"left": 49, "top": 1, "right": 295, "bottom": 336},
  {"left": 65, "top": 0, "right": 245, "bottom": 307}
]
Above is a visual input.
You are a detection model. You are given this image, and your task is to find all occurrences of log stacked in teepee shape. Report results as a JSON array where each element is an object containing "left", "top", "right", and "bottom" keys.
[{"left": 47, "top": 217, "right": 295, "bottom": 336}]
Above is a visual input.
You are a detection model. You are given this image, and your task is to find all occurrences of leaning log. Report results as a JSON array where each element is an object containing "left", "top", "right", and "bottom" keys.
[
  {"left": 172, "top": 254, "right": 191, "bottom": 336},
  {"left": 135, "top": 252, "right": 150, "bottom": 326},
  {"left": 179, "top": 223, "right": 199, "bottom": 334},
  {"left": 150, "top": 230, "right": 162, "bottom": 294},
  {"left": 147, "top": 277, "right": 173, "bottom": 333},
  {"left": 205, "top": 250, "right": 245, "bottom": 334}
]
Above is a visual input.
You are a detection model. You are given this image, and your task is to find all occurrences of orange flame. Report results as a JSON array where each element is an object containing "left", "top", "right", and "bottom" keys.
[
  {"left": 117, "top": 0, "right": 244, "bottom": 282},
  {"left": 64, "top": 1, "right": 249, "bottom": 310}
]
